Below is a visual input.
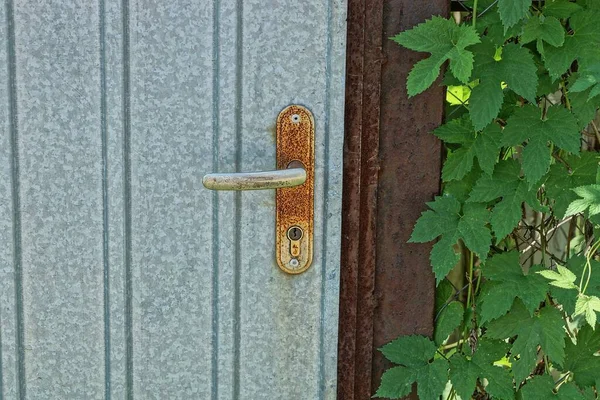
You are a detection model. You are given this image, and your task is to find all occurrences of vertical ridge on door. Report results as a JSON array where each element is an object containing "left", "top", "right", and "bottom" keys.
[
  {"left": 233, "top": 0, "right": 244, "bottom": 398},
  {"left": 105, "top": 0, "right": 128, "bottom": 397},
  {"left": 98, "top": 0, "right": 112, "bottom": 396},
  {"left": 210, "top": 0, "right": 222, "bottom": 399},
  {"left": 0, "top": 0, "right": 20, "bottom": 395}
]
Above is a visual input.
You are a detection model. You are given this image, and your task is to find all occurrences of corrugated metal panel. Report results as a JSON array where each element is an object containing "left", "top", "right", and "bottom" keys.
[{"left": 0, "top": 0, "right": 346, "bottom": 399}]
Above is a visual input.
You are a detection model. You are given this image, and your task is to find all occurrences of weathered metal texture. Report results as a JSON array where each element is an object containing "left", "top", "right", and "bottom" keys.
[
  {"left": 0, "top": 1, "right": 347, "bottom": 399},
  {"left": 337, "top": 0, "right": 384, "bottom": 398},
  {"left": 276, "top": 105, "right": 315, "bottom": 274},
  {"left": 337, "top": 0, "right": 446, "bottom": 398},
  {"left": 373, "top": 0, "right": 448, "bottom": 396}
]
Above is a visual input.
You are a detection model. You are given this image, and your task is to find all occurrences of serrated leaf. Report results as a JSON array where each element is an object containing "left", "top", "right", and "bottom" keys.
[
  {"left": 566, "top": 184, "right": 600, "bottom": 217},
  {"left": 469, "top": 42, "right": 538, "bottom": 130},
  {"left": 486, "top": 300, "right": 566, "bottom": 384},
  {"left": 570, "top": 87, "right": 600, "bottom": 129},
  {"left": 538, "top": 265, "right": 578, "bottom": 289},
  {"left": 374, "top": 366, "right": 414, "bottom": 399},
  {"left": 478, "top": 7, "right": 525, "bottom": 45},
  {"left": 570, "top": 63, "right": 600, "bottom": 100},
  {"left": 562, "top": 324, "right": 600, "bottom": 388},
  {"left": 438, "top": 119, "right": 502, "bottom": 181},
  {"left": 449, "top": 340, "right": 514, "bottom": 400},
  {"left": 521, "top": 15, "right": 565, "bottom": 55},
  {"left": 502, "top": 105, "right": 581, "bottom": 186},
  {"left": 498, "top": 0, "right": 532, "bottom": 31},
  {"left": 543, "top": 0, "right": 583, "bottom": 18},
  {"left": 552, "top": 256, "right": 600, "bottom": 315},
  {"left": 574, "top": 295, "right": 600, "bottom": 328},
  {"left": 467, "top": 159, "right": 543, "bottom": 239},
  {"left": 545, "top": 153, "right": 600, "bottom": 218},
  {"left": 380, "top": 335, "right": 437, "bottom": 367},
  {"left": 520, "top": 375, "right": 587, "bottom": 399},
  {"left": 410, "top": 195, "right": 491, "bottom": 283},
  {"left": 406, "top": 56, "right": 446, "bottom": 98},
  {"left": 376, "top": 336, "right": 448, "bottom": 400},
  {"left": 435, "top": 301, "right": 464, "bottom": 345},
  {"left": 479, "top": 251, "right": 549, "bottom": 323},
  {"left": 391, "top": 16, "right": 480, "bottom": 96},
  {"left": 543, "top": 11, "right": 600, "bottom": 79}
]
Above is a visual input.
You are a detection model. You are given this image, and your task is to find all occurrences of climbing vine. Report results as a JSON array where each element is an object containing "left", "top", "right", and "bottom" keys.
[{"left": 376, "top": 1, "right": 600, "bottom": 399}]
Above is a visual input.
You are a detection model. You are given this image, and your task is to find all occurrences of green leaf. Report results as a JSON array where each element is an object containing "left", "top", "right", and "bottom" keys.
[
  {"left": 486, "top": 300, "right": 566, "bottom": 384},
  {"left": 435, "top": 279, "right": 456, "bottom": 315},
  {"left": 478, "top": 7, "right": 526, "bottom": 45},
  {"left": 406, "top": 56, "right": 446, "bottom": 98},
  {"left": 566, "top": 184, "right": 600, "bottom": 217},
  {"left": 570, "top": 87, "right": 600, "bottom": 129},
  {"left": 410, "top": 195, "right": 491, "bottom": 283},
  {"left": 436, "top": 118, "right": 502, "bottom": 180},
  {"left": 468, "top": 159, "right": 543, "bottom": 239},
  {"left": 380, "top": 335, "right": 437, "bottom": 367},
  {"left": 545, "top": 153, "right": 600, "bottom": 218},
  {"left": 469, "top": 42, "right": 538, "bottom": 130},
  {"left": 574, "top": 295, "right": 600, "bottom": 329},
  {"left": 374, "top": 366, "right": 414, "bottom": 399},
  {"left": 519, "top": 375, "right": 587, "bottom": 399},
  {"left": 502, "top": 105, "right": 581, "bottom": 186},
  {"left": 444, "top": 166, "right": 483, "bottom": 203},
  {"left": 391, "top": 17, "right": 480, "bottom": 96},
  {"left": 551, "top": 256, "right": 600, "bottom": 315},
  {"left": 543, "top": 0, "right": 583, "bottom": 18},
  {"left": 543, "top": 11, "right": 600, "bottom": 79},
  {"left": 479, "top": 251, "right": 549, "bottom": 323},
  {"left": 376, "top": 335, "right": 448, "bottom": 400},
  {"left": 449, "top": 340, "right": 514, "bottom": 400},
  {"left": 498, "top": 0, "right": 532, "bottom": 31},
  {"left": 538, "top": 265, "right": 578, "bottom": 290},
  {"left": 435, "top": 301, "right": 464, "bottom": 345},
  {"left": 562, "top": 324, "right": 600, "bottom": 388},
  {"left": 521, "top": 15, "right": 565, "bottom": 55},
  {"left": 571, "top": 63, "right": 600, "bottom": 100}
]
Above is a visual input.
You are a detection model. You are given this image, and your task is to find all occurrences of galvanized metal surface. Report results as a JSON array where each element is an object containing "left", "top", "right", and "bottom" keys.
[
  {"left": 0, "top": 0, "right": 347, "bottom": 399},
  {"left": 276, "top": 105, "right": 315, "bottom": 275},
  {"left": 337, "top": 0, "right": 445, "bottom": 399}
]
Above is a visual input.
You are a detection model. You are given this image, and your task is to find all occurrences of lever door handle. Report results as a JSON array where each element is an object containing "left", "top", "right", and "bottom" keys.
[
  {"left": 202, "top": 105, "right": 315, "bottom": 274},
  {"left": 202, "top": 162, "right": 306, "bottom": 191}
]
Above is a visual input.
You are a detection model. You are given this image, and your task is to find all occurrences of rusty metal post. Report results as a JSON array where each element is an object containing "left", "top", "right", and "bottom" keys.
[{"left": 338, "top": 0, "right": 448, "bottom": 399}]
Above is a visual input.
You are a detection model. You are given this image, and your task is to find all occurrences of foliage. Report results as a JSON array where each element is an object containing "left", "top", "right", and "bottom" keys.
[{"left": 378, "top": 1, "right": 600, "bottom": 399}]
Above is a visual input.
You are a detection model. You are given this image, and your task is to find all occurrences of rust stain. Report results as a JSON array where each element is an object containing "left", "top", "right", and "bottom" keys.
[{"left": 275, "top": 105, "right": 315, "bottom": 274}]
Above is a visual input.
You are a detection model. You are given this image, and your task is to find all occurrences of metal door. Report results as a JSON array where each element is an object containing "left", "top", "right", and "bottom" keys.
[{"left": 0, "top": 1, "right": 346, "bottom": 398}]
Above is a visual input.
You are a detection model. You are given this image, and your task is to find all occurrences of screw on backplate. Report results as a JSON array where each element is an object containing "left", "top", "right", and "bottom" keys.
[
  {"left": 289, "top": 258, "right": 300, "bottom": 268},
  {"left": 287, "top": 226, "right": 303, "bottom": 241}
]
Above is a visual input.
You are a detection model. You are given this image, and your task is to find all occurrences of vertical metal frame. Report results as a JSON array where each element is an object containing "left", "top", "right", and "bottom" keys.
[{"left": 337, "top": 0, "right": 448, "bottom": 398}]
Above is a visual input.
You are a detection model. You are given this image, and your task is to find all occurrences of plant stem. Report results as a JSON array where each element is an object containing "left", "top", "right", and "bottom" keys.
[
  {"left": 560, "top": 80, "right": 572, "bottom": 110},
  {"left": 472, "top": 0, "right": 479, "bottom": 27},
  {"left": 582, "top": 238, "right": 600, "bottom": 294},
  {"left": 466, "top": 251, "right": 475, "bottom": 309}
]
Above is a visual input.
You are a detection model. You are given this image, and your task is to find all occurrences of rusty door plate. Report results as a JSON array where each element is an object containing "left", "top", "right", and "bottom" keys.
[{"left": 276, "top": 105, "right": 315, "bottom": 274}]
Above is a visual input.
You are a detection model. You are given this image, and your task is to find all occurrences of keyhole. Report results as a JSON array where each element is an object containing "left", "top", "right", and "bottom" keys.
[{"left": 287, "top": 226, "right": 303, "bottom": 241}]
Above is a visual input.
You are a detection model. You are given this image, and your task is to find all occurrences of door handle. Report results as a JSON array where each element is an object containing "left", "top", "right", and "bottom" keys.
[
  {"left": 202, "top": 162, "right": 306, "bottom": 191},
  {"left": 201, "top": 105, "right": 315, "bottom": 275}
]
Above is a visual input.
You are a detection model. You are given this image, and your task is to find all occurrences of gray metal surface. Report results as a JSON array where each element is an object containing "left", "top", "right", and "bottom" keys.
[{"left": 0, "top": 0, "right": 346, "bottom": 399}]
